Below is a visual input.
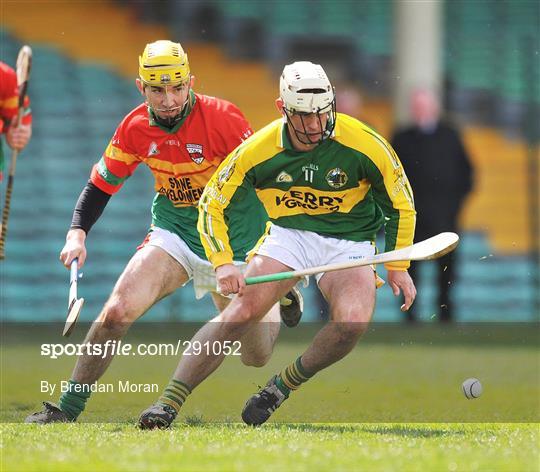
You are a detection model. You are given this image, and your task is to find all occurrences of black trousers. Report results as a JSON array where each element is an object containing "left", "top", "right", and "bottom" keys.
[{"left": 406, "top": 251, "right": 456, "bottom": 322}]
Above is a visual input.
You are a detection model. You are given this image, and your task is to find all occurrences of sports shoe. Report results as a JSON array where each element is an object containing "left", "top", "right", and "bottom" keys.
[
  {"left": 138, "top": 403, "right": 177, "bottom": 429},
  {"left": 279, "top": 287, "right": 303, "bottom": 328},
  {"left": 241, "top": 375, "right": 288, "bottom": 426},
  {"left": 25, "top": 402, "right": 71, "bottom": 424}
]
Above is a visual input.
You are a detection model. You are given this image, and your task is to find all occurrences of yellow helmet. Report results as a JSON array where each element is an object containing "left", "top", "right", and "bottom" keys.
[{"left": 138, "top": 40, "right": 190, "bottom": 86}]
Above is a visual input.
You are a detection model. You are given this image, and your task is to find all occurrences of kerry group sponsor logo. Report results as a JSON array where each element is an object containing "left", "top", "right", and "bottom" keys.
[{"left": 275, "top": 190, "right": 343, "bottom": 211}]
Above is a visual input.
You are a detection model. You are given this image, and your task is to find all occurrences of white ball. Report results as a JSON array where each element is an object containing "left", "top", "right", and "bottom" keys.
[{"left": 462, "top": 378, "right": 482, "bottom": 399}]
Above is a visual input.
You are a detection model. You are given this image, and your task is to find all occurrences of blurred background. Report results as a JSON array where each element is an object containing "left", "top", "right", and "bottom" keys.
[{"left": 1, "top": 0, "right": 538, "bottom": 322}]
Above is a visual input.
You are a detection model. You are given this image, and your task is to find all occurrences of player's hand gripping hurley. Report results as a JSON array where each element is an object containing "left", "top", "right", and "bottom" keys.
[
  {"left": 0, "top": 45, "right": 32, "bottom": 259},
  {"left": 63, "top": 258, "right": 85, "bottom": 337},
  {"left": 244, "top": 232, "right": 459, "bottom": 285}
]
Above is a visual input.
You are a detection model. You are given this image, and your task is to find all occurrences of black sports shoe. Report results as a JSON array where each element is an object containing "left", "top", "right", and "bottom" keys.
[
  {"left": 25, "top": 402, "right": 72, "bottom": 424},
  {"left": 241, "top": 375, "right": 288, "bottom": 426},
  {"left": 279, "top": 287, "right": 303, "bottom": 328},
  {"left": 138, "top": 403, "right": 177, "bottom": 429}
]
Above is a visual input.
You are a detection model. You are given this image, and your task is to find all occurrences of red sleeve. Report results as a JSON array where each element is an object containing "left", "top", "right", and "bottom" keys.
[
  {"left": 0, "top": 64, "right": 19, "bottom": 131},
  {"left": 0, "top": 62, "right": 32, "bottom": 131}
]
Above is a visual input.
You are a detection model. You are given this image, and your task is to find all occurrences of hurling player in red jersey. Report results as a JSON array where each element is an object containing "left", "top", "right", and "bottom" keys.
[
  {"left": 26, "top": 40, "right": 302, "bottom": 426},
  {"left": 0, "top": 61, "right": 32, "bottom": 181}
]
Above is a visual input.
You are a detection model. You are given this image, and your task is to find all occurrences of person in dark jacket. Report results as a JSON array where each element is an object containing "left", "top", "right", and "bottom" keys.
[{"left": 392, "top": 88, "right": 474, "bottom": 322}]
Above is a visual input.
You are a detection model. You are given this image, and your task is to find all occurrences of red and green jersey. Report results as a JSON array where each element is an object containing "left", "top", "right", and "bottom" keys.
[
  {"left": 0, "top": 61, "right": 32, "bottom": 174},
  {"left": 90, "top": 91, "right": 267, "bottom": 260}
]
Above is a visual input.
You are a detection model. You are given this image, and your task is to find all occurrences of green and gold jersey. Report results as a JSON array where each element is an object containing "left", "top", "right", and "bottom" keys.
[{"left": 198, "top": 113, "right": 416, "bottom": 270}]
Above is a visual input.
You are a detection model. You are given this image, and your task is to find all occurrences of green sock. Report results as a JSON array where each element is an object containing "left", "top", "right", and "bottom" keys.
[
  {"left": 58, "top": 380, "right": 92, "bottom": 420},
  {"left": 157, "top": 379, "right": 192, "bottom": 414},
  {"left": 276, "top": 356, "right": 314, "bottom": 396}
]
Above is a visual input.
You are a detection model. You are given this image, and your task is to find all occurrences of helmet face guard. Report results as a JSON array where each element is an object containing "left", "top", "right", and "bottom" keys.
[
  {"left": 144, "top": 84, "right": 191, "bottom": 129},
  {"left": 280, "top": 61, "right": 337, "bottom": 145},
  {"left": 283, "top": 98, "right": 336, "bottom": 145},
  {"left": 145, "top": 84, "right": 192, "bottom": 128}
]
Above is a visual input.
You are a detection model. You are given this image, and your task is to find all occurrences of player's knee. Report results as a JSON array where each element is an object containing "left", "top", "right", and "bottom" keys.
[
  {"left": 334, "top": 318, "right": 369, "bottom": 340},
  {"left": 101, "top": 298, "right": 137, "bottom": 329},
  {"left": 333, "top": 303, "right": 372, "bottom": 327},
  {"left": 222, "top": 300, "right": 260, "bottom": 324},
  {"left": 240, "top": 350, "right": 271, "bottom": 367},
  {"left": 228, "top": 310, "right": 258, "bottom": 324}
]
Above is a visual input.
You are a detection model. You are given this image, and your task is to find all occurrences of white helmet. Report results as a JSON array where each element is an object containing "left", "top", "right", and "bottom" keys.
[
  {"left": 279, "top": 61, "right": 336, "bottom": 144},
  {"left": 280, "top": 61, "right": 335, "bottom": 114}
]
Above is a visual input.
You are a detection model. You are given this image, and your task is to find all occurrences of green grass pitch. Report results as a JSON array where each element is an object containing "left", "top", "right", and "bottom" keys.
[
  {"left": 2, "top": 423, "right": 538, "bottom": 471},
  {"left": 1, "top": 323, "right": 538, "bottom": 470}
]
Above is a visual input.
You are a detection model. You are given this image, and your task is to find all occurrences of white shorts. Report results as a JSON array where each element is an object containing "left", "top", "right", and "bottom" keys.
[
  {"left": 253, "top": 224, "right": 382, "bottom": 286},
  {"left": 140, "top": 226, "right": 243, "bottom": 299}
]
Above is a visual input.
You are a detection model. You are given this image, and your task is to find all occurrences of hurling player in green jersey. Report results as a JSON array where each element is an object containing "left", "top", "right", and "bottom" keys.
[{"left": 144, "top": 61, "right": 417, "bottom": 427}]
